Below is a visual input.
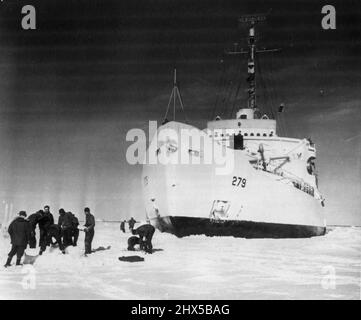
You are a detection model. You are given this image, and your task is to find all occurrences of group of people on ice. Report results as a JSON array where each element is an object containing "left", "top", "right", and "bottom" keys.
[
  {"left": 120, "top": 217, "right": 136, "bottom": 233},
  {"left": 4, "top": 206, "right": 95, "bottom": 267},
  {"left": 27, "top": 206, "right": 83, "bottom": 255},
  {"left": 4, "top": 207, "right": 156, "bottom": 268}
]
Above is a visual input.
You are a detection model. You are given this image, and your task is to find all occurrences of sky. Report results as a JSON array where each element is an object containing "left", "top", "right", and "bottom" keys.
[{"left": 0, "top": 0, "right": 360, "bottom": 225}]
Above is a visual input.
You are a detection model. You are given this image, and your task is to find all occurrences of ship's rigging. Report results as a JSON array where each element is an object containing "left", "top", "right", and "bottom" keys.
[
  {"left": 163, "top": 68, "right": 188, "bottom": 124},
  {"left": 211, "top": 12, "right": 289, "bottom": 136}
]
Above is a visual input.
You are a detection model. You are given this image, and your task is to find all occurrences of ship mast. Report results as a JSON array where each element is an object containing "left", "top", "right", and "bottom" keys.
[
  {"left": 163, "top": 68, "right": 187, "bottom": 123},
  {"left": 226, "top": 13, "right": 279, "bottom": 119},
  {"left": 246, "top": 19, "right": 258, "bottom": 110}
]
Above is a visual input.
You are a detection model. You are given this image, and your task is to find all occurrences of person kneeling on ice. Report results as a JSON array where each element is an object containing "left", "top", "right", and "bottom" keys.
[
  {"left": 4, "top": 211, "right": 31, "bottom": 267},
  {"left": 131, "top": 224, "right": 155, "bottom": 254},
  {"left": 127, "top": 236, "right": 141, "bottom": 251},
  {"left": 83, "top": 207, "right": 95, "bottom": 254}
]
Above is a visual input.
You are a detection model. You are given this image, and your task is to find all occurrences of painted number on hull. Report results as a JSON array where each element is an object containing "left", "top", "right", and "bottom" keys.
[{"left": 232, "top": 176, "right": 246, "bottom": 188}]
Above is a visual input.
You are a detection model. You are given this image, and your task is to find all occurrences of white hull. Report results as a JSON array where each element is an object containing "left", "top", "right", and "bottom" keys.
[{"left": 142, "top": 121, "right": 326, "bottom": 238}]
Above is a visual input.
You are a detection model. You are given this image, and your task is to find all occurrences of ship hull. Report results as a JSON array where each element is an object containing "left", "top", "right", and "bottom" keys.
[
  {"left": 151, "top": 216, "right": 326, "bottom": 238},
  {"left": 142, "top": 121, "right": 326, "bottom": 239}
]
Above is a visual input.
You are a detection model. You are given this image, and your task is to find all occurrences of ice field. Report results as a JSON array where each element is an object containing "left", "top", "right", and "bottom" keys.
[{"left": 0, "top": 222, "right": 360, "bottom": 299}]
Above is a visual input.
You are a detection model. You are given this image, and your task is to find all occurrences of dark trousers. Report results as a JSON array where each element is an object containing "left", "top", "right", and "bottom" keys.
[
  {"left": 39, "top": 228, "right": 50, "bottom": 253},
  {"left": 61, "top": 228, "right": 72, "bottom": 247},
  {"left": 72, "top": 228, "right": 79, "bottom": 246},
  {"left": 84, "top": 229, "right": 94, "bottom": 254},
  {"left": 29, "top": 230, "right": 37, "bottom": 249},
  {"left": 48, "top": 227, "right": 64, "bottom": 251},
  {"left": 8, "top": 245, "right": 26, "bottom": 264},
  {"left": 140, "top": 229, "right": 155, "bottom": 253}
]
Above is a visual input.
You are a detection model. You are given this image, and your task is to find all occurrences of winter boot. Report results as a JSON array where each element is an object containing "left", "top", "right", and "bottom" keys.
[
  {"left": 4, "top": 257, "right": 12, "bottom": 268},
  {"left": 16, "top": 259, "right": 22, "bottom": 266}
]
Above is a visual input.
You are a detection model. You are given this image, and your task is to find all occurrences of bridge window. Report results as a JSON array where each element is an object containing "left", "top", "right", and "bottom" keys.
[
  {"left": 256, "top": 133, "right": 260, "bottom": 137},
  {"left": 250, "top": 133, "right": 254, "bottom": 137}
]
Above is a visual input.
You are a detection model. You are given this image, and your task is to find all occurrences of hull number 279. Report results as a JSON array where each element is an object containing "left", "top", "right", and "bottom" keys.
[{"left": 232, "top": 176, "right": 247, "bottom": 188}]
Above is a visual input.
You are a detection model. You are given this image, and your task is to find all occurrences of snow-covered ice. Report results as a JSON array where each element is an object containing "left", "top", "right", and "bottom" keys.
[{"left": 0, "top": 223, "right": 360, "bottom": 299}]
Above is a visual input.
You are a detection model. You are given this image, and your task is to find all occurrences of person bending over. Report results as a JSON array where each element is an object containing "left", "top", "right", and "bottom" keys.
[{"left": 132, "top": 224, "right": 155, "bottom": 254}]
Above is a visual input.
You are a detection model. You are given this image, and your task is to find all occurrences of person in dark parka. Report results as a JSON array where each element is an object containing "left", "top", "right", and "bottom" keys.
[
  {"left": 38, "top": 206, "right": 54, "bottom": 254},
  {"left": 27, "top": 211, "right": 43, "bottom": 249},
  {"left": 120, "top": 220, "right": 126, "bottom": 233},
  {"left": 132, "top": 224, "right": 155, "bottom": 254},
  {"left": 58, "top": 209, "right": 73, "bottom": 247},
  {"left": 83, "top": 207, "right": 95, "bottom": 254},
  {"left": 44, "top": 205, "right": 54, "bottom": 221},
  {"left": 127, "top": 236, "right": 140, "bottom": 251},
  {"left": 57, "top": 208, "right": 65, "bottom": 226},
  {"left": 70, "top": 213, "right": 79, "bottom": 246},
  {"left": 128, "top": 217, "right": 136, "bottom": 231},
  {"left": 4, "top": 211, "right": 31, "bottom": 267}
]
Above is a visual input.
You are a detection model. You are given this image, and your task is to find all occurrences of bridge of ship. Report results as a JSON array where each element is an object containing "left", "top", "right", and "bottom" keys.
[{"left": 205, "top": 117, "right": 321, "bottom": 201}]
